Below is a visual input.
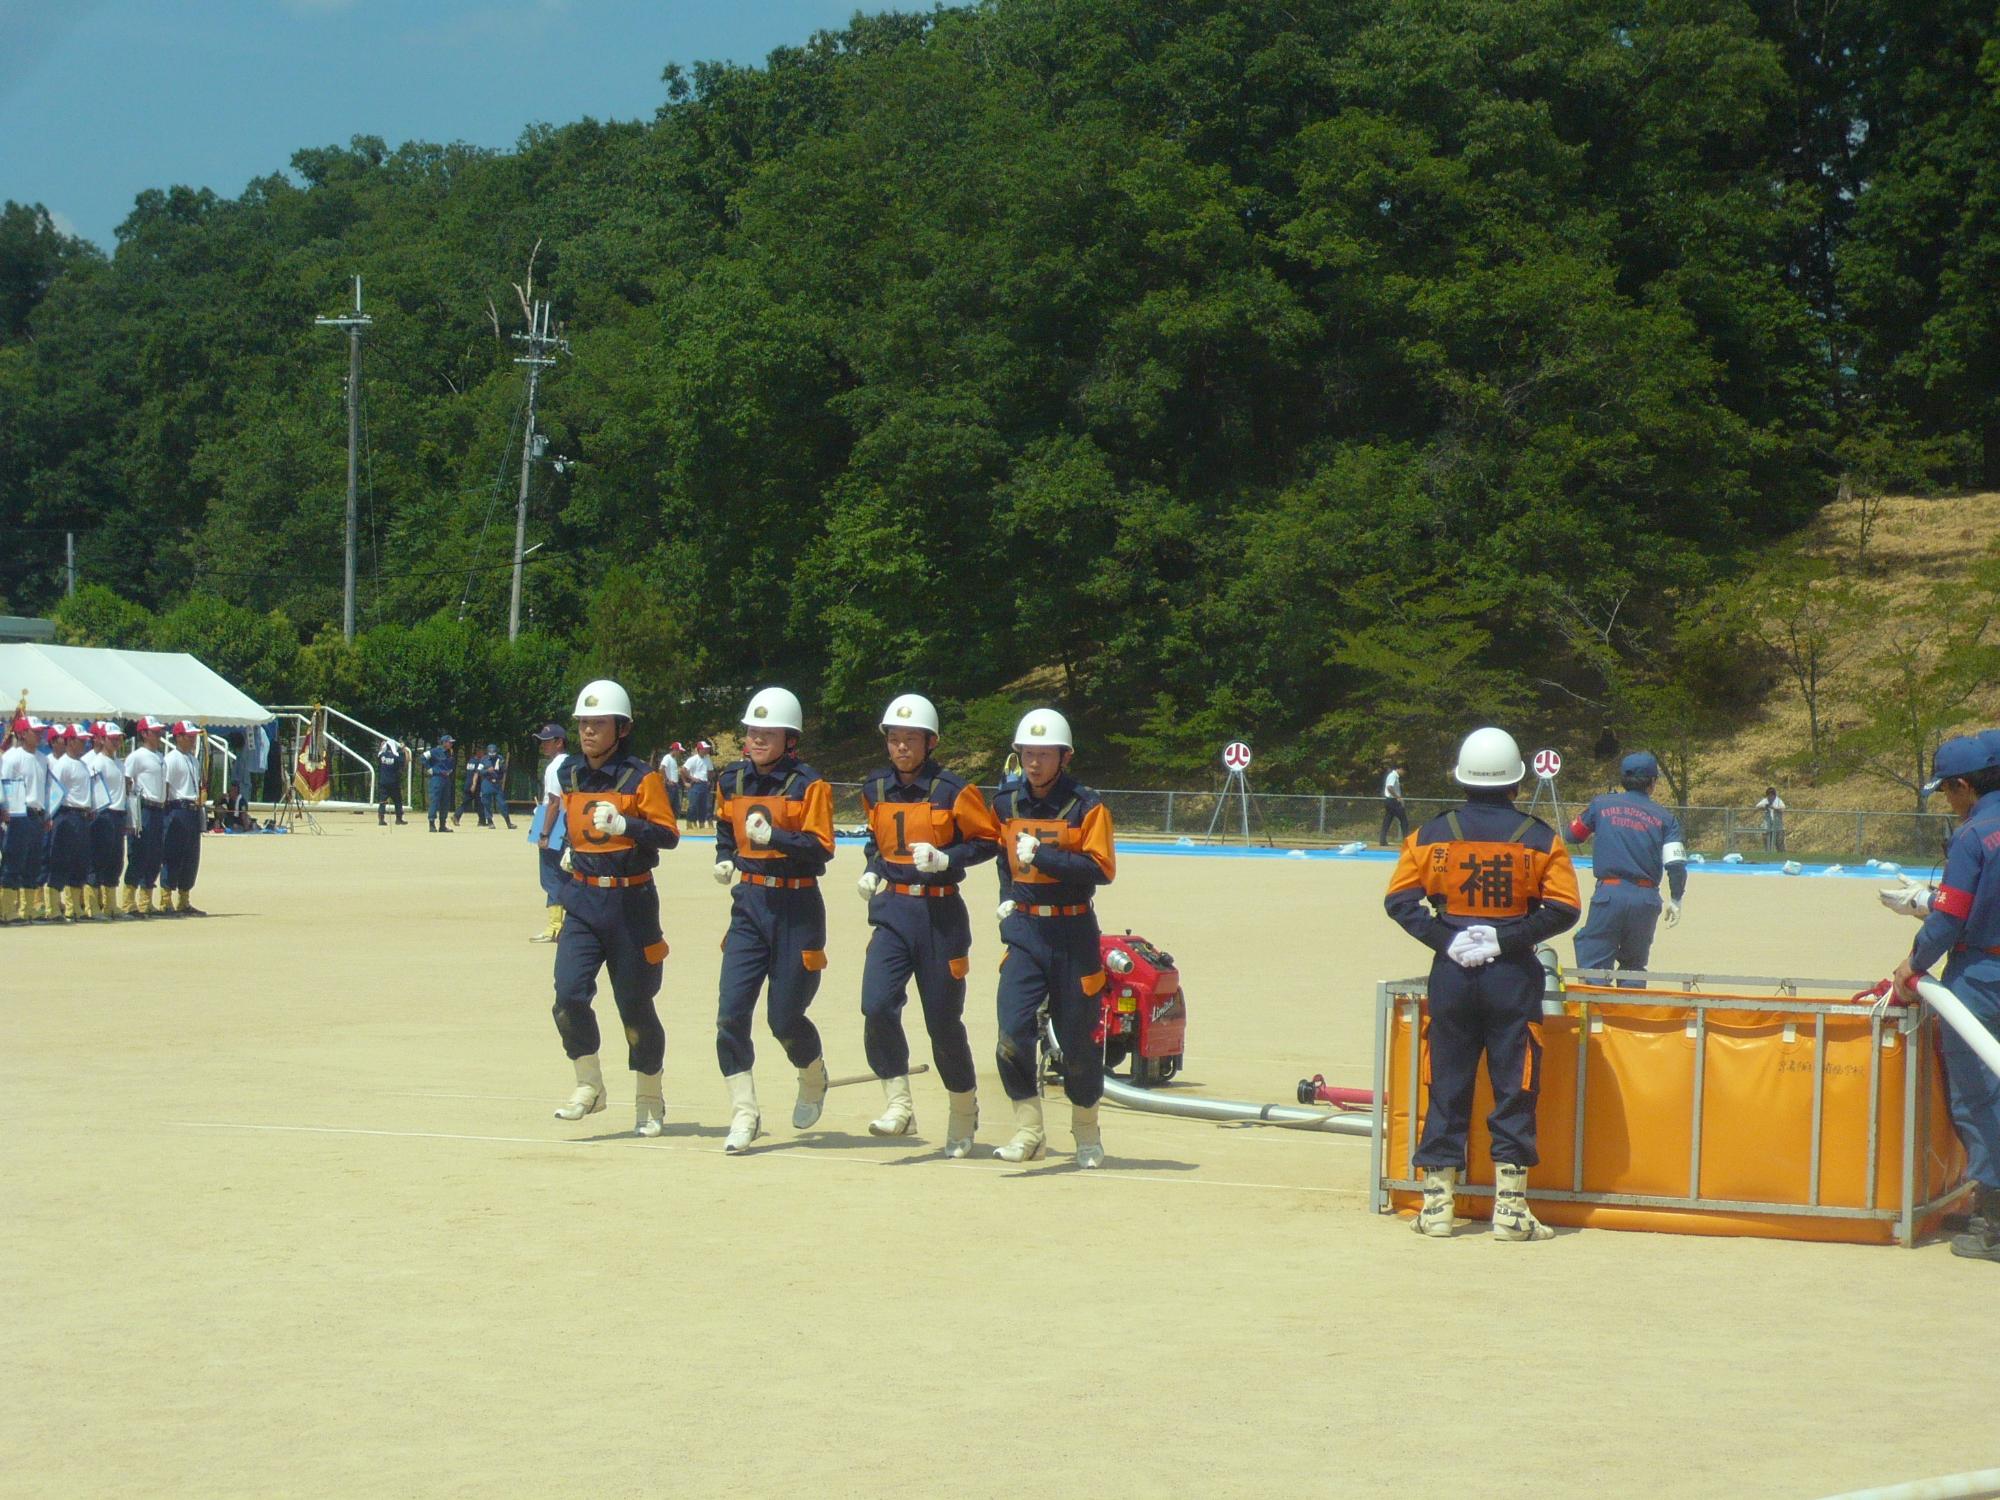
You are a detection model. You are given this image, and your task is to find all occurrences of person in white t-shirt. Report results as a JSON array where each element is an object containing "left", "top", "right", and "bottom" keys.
[
  {"left": 1379, "top": 764, "right": 1409, "bottom": 846},
  {"left": 658, "top": 742, "right": 683, "bottom": 821},
  {"left": 682, "top": 741, "right": 714, "bottom": 828},
  {"left": 47, "top": 723, "right": 95, "bottom": 921},
  {"left": 84, "top": 721, "right": 130, "bottom": 918},
  {"left": 1752, "top": 786, "right": 1786, "bottom": 853},
  {"left": 124, "top": 717, "right": 169, "bottom": 916},
  {"left": 160, "top": 721, "right": 207, "bottom": 916},
  {"left": 530, "top": 723, "right": 571, "bottom": 944},
  {"left": 0, "top": 714, "right": 51, "bottom": 926}
]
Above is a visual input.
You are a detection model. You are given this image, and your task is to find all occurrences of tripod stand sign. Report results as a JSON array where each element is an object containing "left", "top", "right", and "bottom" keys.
[
  {"left": 1205, "top": 741, "right": 1262, "bottom": 844},
  {"left": 1526, "top": 747, "right": 1564, "bottom": 826}
]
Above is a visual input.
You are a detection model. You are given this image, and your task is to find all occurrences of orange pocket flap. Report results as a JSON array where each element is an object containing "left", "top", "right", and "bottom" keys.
[
  {"left": 1080, "top": 970, "right": 1106, "bottom": 997},
  {"left": 802, "top": 948, "right": 828, "bottom": 972},
  {"left": 949, "top": 956, "right": 970, "bottom": 981},
  {"left": 643, "top": 940, "right": 668, "bottom": 965}
]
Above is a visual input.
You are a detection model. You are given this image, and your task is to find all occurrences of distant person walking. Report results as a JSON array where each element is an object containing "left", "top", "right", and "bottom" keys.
[
  {"left": 1379, "top": 763, "right": 1409, "bottom": 846},
  {"left": 424, "top": 735, "right": 456, "bottom": 832},
  {"left": 1753, "top": 786, "right": 1786, "bottom": 853},
  {"left": 530, "top": 723, "right": 570, "bottom": 945}
]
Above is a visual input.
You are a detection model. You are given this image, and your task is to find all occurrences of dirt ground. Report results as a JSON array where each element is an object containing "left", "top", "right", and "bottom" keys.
[{"left": 3, "top": 819, "right": 1994, "bottom": 1499}]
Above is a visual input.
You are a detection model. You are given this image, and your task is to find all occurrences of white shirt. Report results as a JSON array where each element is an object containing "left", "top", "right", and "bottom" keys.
[
  {"left": 83, "top": 748, "right": 122, "bottom": 811},
  {"left": 659, "top": 753, "right": 680, "bottom": 784},
  {"left": 127, "top": 745, "right": 166, "bottom": 804},
  {"left": 163, "top": 746, "right": 201, "bottom": 801},
  {"left": 51, "top": 754, "right": 93, "bottom": 811},
  {"left": 684, "top": 753, "right": 711, "bottom": 784},
  {"left": 1756, "top": 795, "right": 1786, "bottom": 818},
  {"left": 542, "top": 752, "right": 569, "bottom": 799},
  {"left": 1383, "top": 769, "right": 1402, "bottom": 800},
  {"left": 0, "top": 744, "right": 41, "bottom": 814}
]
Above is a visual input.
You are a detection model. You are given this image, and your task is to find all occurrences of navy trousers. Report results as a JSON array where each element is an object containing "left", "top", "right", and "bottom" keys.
[
  {"left": 127, "top": 806, "right": 165, "bottom": 888},
  {"left": 995, "top": 912, "right": 1106, "bottom": 1107},
  {"left": 427, "top": 777, "right": 451, "bottom": 829},
  {"left": 1938, "top": 957, "right": 2000, "bottom": 1188},
  {"left": 48, "top": 808, "right": 91, "bottom": 887},
  {"left": 1415, "top": 949, "right": 1545, "bottom": 1169},
  {"left": 161, "top": 804, "right": 201, "bottom": 891},
  {"left": 1573, "top": 882, "right": 1660, "bottom": 987},
  {"left": 91, "top": 809, "right": 126, "bottom": 887},
  {"left": 861, "top": 891, "right": 976, "bottom": 1093},
  {"left": 551, "top": 883, "right": 667, "bottom": 1073},
  {"left": 715, "top": 883, "right": 825, "bottom": 1073},
  {"left": 0, "top": 809, "right": 45, "bottom": 889}
]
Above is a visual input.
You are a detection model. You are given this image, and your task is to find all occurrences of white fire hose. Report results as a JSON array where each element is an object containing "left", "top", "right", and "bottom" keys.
[
  {"left": 1914, "top": 977, "right": 2000, "bottom": 1081},
  {"left": 1815, "top": 1468, "right": 2000, "bottom": 1500},
  {"left": 1098, "top": 1073, "right": 1372, "bottom": 1137}
]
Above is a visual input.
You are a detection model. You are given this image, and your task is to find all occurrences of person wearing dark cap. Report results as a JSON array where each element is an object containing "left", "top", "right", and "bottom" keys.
[
  {"left": 480, "top": 743, "right": 514, "bottom": 830},
  {"left": 1884, "top": 732, "right": 2000, "bottom": 1262},
  {"left": 529, "top": 723, "right": 571, "bottom": 944},
  {"left": 423, "top": 736, "right": 456, "bottom": 832},
  {"left": 376, "top": 737, "right": 409, "bottom": 827},
  {"left": 1567, "top": 751, "right": 1688, "bottom": 987}
]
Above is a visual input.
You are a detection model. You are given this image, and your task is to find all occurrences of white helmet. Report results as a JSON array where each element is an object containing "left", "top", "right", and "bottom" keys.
[
  {"left": 1454, "top": 726, "right": 1525, "bottom": 787},
  {"left": 879, "top": 693, "right": 939, "bottom": 736},
  {"left": 742, "top": 686, "right": 803, "bottom": 733},
  {"left": 1013, "top": 708, "right": 1073, "bottom": 751},
  {"left": 573, "top": 679, "right": 633, "bottom": 721}
]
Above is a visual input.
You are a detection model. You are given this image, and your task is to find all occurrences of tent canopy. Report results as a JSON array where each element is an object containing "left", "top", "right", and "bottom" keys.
[{"left": 1, "top": 644, "right": 270, "bottom": 727}]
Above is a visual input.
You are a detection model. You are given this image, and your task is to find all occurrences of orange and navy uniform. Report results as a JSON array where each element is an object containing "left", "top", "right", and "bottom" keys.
[
  {"left": 1384, "top": 796, "right": 1581, "bottom": 1170},
  {"left": 991, "top": 773, "right": 1117, "bottom": 1107},
  {"left": 713, "top": 754, "right": 834, "bottom": 1075},
  {"left": 550, "top": 751, "right": 680, "bottom": 1076},
  {"left": 858, "top": 761, "right": 1002, "bottom": 1093}
]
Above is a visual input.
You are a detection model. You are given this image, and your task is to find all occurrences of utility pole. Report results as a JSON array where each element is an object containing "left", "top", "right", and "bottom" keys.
[
  {"left": 315, "top": 276, "right": 372, "bottom": 641},
  {"left": 509, "top": 297, "right": 567, "bottom": 642},
  {"left": 66, "top": 532, "right": 75, "bottom": 597}
]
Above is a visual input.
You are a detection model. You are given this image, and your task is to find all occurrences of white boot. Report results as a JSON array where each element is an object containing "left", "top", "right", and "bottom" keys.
[
  {"left": 868, "top": 1075, "right": 916, "bottom": 1137},
  {"left": 792, "top": 1056, "right": 829, "bottom": 1129},
  {"left": 634, "top": 1072, "right": 665, "bottom": 1137},
  {"left": 724, "top": 1071, "right": 761, "bottom": 1153},
  {"left": 1072, "top": 1102, "right": 1104, "bottom": 1169},
  {"left": 1492, "top": 1163, "right": 1554, "bottom": 1241},
  {"left": 993, "top": 1095, "right": 1046, "bottom": 1162},
  {"left": 943, "top": 1090, "right": 978, "bottom": 1158},
  {"left": 1414, "top": 1166, "right": 1458, "bottom": 1237},
  {"left": 554, "top": 1055, "right": 605, "bottom": 1121}
]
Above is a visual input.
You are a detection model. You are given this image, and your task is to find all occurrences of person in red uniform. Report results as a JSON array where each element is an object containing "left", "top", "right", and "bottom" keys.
[
  {"left": 1384, "top": 727, "right": 1581, "bottom": 1241},
  {"left": 989, "top": 708, "right": 1117, "bottom": 1166},
  {"left": 855, "top": 692, "right": 1002, "bottom": 1151},
  {"left": 548, "top": 678, "right": 681, "bottom": 1136},
  {"left": 712, "top": 687, "right": 836, "bottom": 1153}
]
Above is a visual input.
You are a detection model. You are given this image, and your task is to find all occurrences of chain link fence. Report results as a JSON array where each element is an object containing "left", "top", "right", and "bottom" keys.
[{"left": 823, "top": 784, "right": 1953, "bottom": 867}]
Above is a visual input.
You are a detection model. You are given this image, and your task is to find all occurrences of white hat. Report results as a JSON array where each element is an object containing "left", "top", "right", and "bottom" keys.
[
  {"left": 573, "top": 679, "right": 633, "bottom": 720},
  {"left": 742, "top": 687, "right": 803, "bottom": 733},
  {"left": 1012, "top": 708, "right": 1073, "bottom": 751},
  {"left": 1454, "top": 727, "right": 1525, "bottom": 787},
  {"left": 879, "top": 693, "right": 939, "bottom": 736}
]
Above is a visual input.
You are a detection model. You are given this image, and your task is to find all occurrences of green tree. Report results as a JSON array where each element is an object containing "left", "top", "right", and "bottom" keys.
[{"left": 52, "top": 584, "right": 154, "bottom": 648}]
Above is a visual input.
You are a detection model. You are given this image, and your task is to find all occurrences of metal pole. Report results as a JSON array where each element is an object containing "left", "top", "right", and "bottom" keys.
[
  {"left": 65, "top": 531, "right": 75, "bottom": 596},
  {"left": 344, "top": 307, "right": 360, "bottom": 641},
  {"left": 508, "top": 359, "right": 539, "bottom": 642}
]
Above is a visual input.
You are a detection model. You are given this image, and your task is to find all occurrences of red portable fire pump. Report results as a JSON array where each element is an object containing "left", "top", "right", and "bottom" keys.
[{"left": 1042, "top": 930, "right": 1188, "bottom": 1088}]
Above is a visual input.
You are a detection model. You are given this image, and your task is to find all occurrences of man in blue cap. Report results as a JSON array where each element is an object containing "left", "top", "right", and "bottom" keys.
[
  {"left": 529, "top": 723, "right": 570, "bottom": 943},
  {"left": 1566, "top": 750, "right": 1688, "bottom": 987},
  {"left": 423, "top": 735, "right": 456, "bottom": 832},
  {"left": 1885, "top": 732, "right": 2000, "bottom": 1262},
  {"left": 479, "top": 743, "right": 515, "bottom": 830}
]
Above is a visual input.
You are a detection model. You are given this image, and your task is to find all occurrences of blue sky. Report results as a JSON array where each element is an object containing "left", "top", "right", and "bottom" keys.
[{"left": 0, "top": 0, "right": 884, "bottom": 248}]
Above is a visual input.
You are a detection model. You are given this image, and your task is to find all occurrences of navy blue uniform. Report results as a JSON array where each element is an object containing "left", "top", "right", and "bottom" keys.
[
  {"left": 714, "top": 757, "right": 835, "bottom": 1075},
  {"left": 1910, "top": 788, "right": 2000, "bottom": 1189},
  {"left": 1569, "top": 790, "right": 1687, "bottom": 986},
  {"left": 481, "top": 753, "right": 513, "bottom": 828},
  {"left": 377, "top": 744, "right": 407, "bottom": 823},
  {"left": 859, "top": 761, "right": 1002, "bottom": 1093},
  {"left": 423, "top": 744, "right": 455, "bottom": 830},
  {"left": 1386, "top": 798, "right": 1582, "bottom": 1168},
  {"left": 551, "top": 752, "right": 679, "bottom": 1074},
  {"left": 991, "top": 775, "right": 1117, "bottom": 1107}
]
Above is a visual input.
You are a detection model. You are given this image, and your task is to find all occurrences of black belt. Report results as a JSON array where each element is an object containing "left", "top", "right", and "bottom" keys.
[
  {"left": 142, "top": 799, "right": 165, "bottom": 809},
  {"left": 167, "top": 799, "right": 197, "bottom": 808}
]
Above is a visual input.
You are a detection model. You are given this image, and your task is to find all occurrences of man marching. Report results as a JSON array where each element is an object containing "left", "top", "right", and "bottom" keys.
[
  {"left": 84, "top": 721, "right": 130, "bottom": 919},
  {"left": 712, "top": 688, "right": 835, "bottom": 1153},
  {"left": 161, "top": 721, "right": 206, "bottom": 916},
  {"left": 124, "top": 717, "right": 169, "bottom": 916},
  {"left": 548, "top": 680, "right": 680, "bottom": 1135},
  {"left": 0, "top": 714, "right": 50, "bottom": 926},
  {"left": 1568, "top": 751, "right": 1687, "bottom": 986},
  {"left": 1384, "top": 727, "right": 1581, "bottom": 1242},
  {"left": 855, "top": 693, "right": 1001, "bottom": 1151},
  {"left": 990, "top": 709, "right": 1118, "bottom": 1167}
]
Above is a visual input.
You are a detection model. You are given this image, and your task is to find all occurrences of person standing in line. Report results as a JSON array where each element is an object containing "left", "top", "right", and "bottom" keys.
[
  {"left": 124, "top": 717, "right": 169, "bottom": 917},
  {"left": 376, "top": 737, "right": 409, "bottom": 826},
  {"left": 659, "top": 742, "right": 683, "bottom": 821},
  {"left": 0, "top": 714, "right": 50, "bottom": 926},
  {"left": 989, "top": 708, "right": 1119, "bottom": 1167},
  {"left": 481, "top": 744, "right": 515, "bottom": 829},
  {"left": 35, "top": 723, "right": 59, "bottom": 920},
  {"left": 683, "top": 740, "right": 714, "bottom": 828},
  {"left": 45, "top": 723, "right": 95, "bottom": 922},
  {"left": 84, "top": 721, "right": 129, "bottom": 919},
  {"left": 1384, "top": 726, "right": 1582, "bottom": 1242},
  {"left": 711, "top": 689, "right": 835, "bottom": 1153},
  {"left": 1883, "top": 732, "right": 2000, "bottom": 1263},
  {"left": 160, "top": 720, "right": 207, "bottom": 917},
  {"left": 456, "top": 746, "right": 486, "bottom": 828},
  {"left": 1379, "top": 761, "right": 1409, "bottom": 846},
  {"left": 424, "top": 735, "right": 456, "bottom": 833},
  {"left": 1753, "top": 786, "right": 1786, "bottom": 853},
  {"left": 1567, "top": 751, "right": 1688, "bottom": 986},
  {"left": 529, "top": 723, "right": 571, "bottom": 945},
  {"left": 854, "top": 693, "right": 1001, "bottom": 1150}
]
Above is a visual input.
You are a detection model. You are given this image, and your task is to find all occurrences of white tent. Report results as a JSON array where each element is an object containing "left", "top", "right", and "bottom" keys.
[{"left": 0, "top": 644, "right": 269, "bottom": 726}]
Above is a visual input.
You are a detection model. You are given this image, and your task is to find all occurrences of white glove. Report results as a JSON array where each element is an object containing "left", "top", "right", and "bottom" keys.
[
  {"left": 1878, "top": 877, "right": 1933, "bottom": 918},
  {"left": 745, "top": 811, "right": 773, "bottom": 847},
  {"left": 559, "top": 847, "right": 573, "bottom": 872},
  {"left": 1446, "top": 925, "right": 1501, "bottom": 968},
  {"left": 857, "top": 871, "right": 885, "bottom": 900},
  {"left": 712, "top": 860, "right": 734, "bottom": 886},
  {"left": 1014, "top": 832, "right": 1040, "bottom": 867},
  {"left": 909, "top": 841, "right": 948, "bottom": 875},
  {"left": 996, "top": 900, "right": 1017, "bottom": 921},
  {"left": 1661, "top": 898, "right": 1681, "bottom": 928},
  {"left": 592, "top": 803, "right": 626, "bottom": 837}
]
